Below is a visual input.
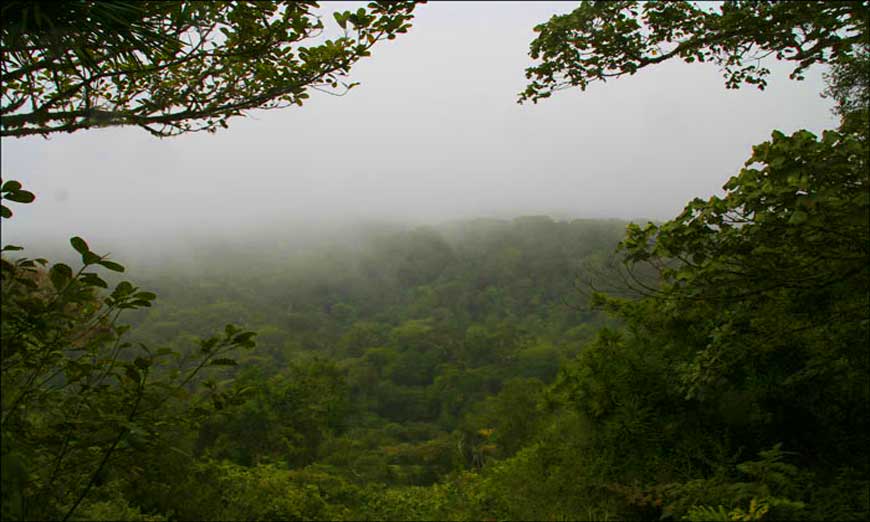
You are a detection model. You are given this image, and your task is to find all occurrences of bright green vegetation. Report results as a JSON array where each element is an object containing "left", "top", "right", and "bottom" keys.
[{"left": 2, "top": 1, "right": 869, "bottom": 520}]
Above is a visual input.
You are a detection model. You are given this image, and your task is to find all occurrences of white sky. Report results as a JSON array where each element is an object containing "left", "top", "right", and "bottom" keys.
[{"left": 1, "top": 1, "right": 839, "bottom": 253}]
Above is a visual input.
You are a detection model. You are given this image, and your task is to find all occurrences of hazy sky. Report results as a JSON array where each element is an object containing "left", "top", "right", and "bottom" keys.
[{"left": 1, "top": 1, "right": 839, "bottom": 251}]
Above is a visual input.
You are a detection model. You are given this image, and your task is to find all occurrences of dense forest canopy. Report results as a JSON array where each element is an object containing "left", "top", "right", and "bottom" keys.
[{"left": 2, "top": 1, "right": 868, "bottom": 521}]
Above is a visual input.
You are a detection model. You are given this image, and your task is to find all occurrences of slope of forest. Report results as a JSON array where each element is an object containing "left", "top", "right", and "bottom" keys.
[
  {"left": 125, "top": 216, "right": 626, "bottom": 484},
  {"left": 2, "top": 2, "right": 868, "bottom": 521}
]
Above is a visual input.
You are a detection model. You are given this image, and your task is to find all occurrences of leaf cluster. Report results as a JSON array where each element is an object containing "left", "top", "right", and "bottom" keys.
[
  {"left": 520, "top": 1, "right": 869, "bottom": 103},
  {"left": 1, "top": 234, "right": 257, "bottom": 520},
  {"left": 1, "top": 178, "right": 35, "bottom": 219},
  {"left": 1, "top": 1, "right": 423, "bottom": 137}
]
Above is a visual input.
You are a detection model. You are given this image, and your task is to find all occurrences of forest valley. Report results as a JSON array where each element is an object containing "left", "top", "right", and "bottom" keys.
[{"left": 1, "top": 2, "right": 869, "bottom": 521}]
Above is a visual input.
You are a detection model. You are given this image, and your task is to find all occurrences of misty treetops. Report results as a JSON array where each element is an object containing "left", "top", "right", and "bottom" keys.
[{"left": 1, "top": 2, "right": 868, "bottom": 521}]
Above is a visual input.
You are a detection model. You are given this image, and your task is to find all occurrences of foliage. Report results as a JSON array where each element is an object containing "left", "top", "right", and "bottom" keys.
[
  {"left": 196, "top": 359, "right": 349, "bottom": 468},
  {"left": 508, "top": 5, "right": 869, "bottom": 516},
  {"left": 617, "top": 128, "right": 869, "bottom": 453},
  {"left": 650, "top": 444, "right": 809, "bottom": 521},
  {"left": 3, "top": 1, "right": 869, "bottom": 520},
  {"left": 0, "top": 178, "right": 35, "bottom": 220},
  {"left": 1, "top": 218, "right": 256, "bottom": 520},
  {"left": 520, "top": 0, "right": 869, "bottom": 102},
  {"left": 824, "top": 42, "right": 870, "bottom": 138},
  {"left": 824, "top": 44, "right": 870, "bottom": 118},
  {"left": 1, "top": 0, "right": 422, "bottom": 137},
  {"left": 170, "top": 460, "right": 357, "bottom": 521},
  {"left": 1, "top": 1, "right": 419, "bottom": 518},
  {"left": 531, "top": 130, "right": 868, "bottom": 520}
]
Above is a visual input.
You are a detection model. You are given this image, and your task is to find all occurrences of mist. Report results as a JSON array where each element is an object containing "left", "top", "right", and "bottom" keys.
[{"left": 0, "top": 1, "right": 838, "bottom": 263}]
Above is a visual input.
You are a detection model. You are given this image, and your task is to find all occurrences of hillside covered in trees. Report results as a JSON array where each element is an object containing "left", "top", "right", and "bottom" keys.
[{"left": 2, "top": 1, "right": 868, "bottom": 521}]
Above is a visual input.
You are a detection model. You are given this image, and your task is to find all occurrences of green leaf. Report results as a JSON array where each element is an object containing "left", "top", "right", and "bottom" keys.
[
  {"left": 80, "top": 273, "right": 108, "bottom": 288},
  {"left": 19, "top": 278, "right": 38, "bottom": 290},
  {"left": 1, "top": 205, "right": 11, "bottom": 219},
  {"left": 98, "top": 260, "right": 125, "bottom": 272},
  {"left": 49, "top": 263, "right": 73, "bottom": 290},
  {"left": 134, "top": 291, "right": 157, "bottom": 301},
  {"left": 788, "top": 210, "right": 808, "bottom": 225},
  {"left": 1, "top": 245, "right": 23, "bottom": 252},
  {"left": 1, "top": 180, "right": 22, "bottom": 191},
  {"left": 82, "top": 251, "right": 102, "bottom": 265},
  {"left": 209, "top": 358, "right": 238, "bottom": 366},
  {"left": 4, "top": 191, "right": 35, "bottom": 203},
  {"left": 167, "top": 446, "right": 193, "bottom": 458},
  {"left": 0, "top": 179, "right": 21, "bottom": 192},
  {"left": 125, "top": 365, "right": 140, "bottom": 382},
  {"left": 114, "top": 281, "right": 134, "bottom": 295},
  {"left": 224, "top": 324, "right": 240, "bottom": 336},
  {"left": 232, "top": 332, "right": 257, "bottom": 345},
  {"left": 334, "top": 11, "right": 348, "bottom": 29},
  {"left": 70, "top": 236, "right": 90, "bottom": 255},
  {"left": 200, "top": 337, "right": 218, "bottom": 354}
]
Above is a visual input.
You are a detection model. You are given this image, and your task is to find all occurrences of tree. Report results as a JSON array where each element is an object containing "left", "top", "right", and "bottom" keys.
[
  {"left": 1, "top": 2, "right": 419, "bottom": 518},
  {"left": 196, "top": 359, "right": 349, "bottom": 469},
  {"left": 823, "top": 43, "right": 870, "bottom": 135},
  {"left": 519, "top": 0, "right": 868, "bottom": 103},
  {"left": 513, "top": 2, "right": 869, "bottom": 518},
  {"left": 542, "top": 126, "right": 869, "bottom": 520},
  {"left": 1, "top": 0, "right": 421, "bottom": 137},
  {"left": 824, "top": 45, "right": 870, "bottom": 116},
  {"left": 1, "top": 230, "right": 258, "bottom": 520},
  {"left": 616, "top": 126, "right": 869, "bottom": 449}
]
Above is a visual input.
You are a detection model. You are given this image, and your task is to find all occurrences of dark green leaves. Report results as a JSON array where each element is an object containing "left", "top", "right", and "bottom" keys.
[
  {"left": 224, "top": 324, "right": 241, "bottom": 337},
  {"left": 135, "top": 291, "right": 157, "bottom": 301},
  {"left": 114, "top": 281, "right": 134, "bottom": 295},
  {"left": 209, "top": 358, "right": 238, "bottom": 367},
  {"left": 63, "top": 238, "right": 129, "bottom": 291},
  {"left": 2, "top": 190, "right": 35, "bottom": 203},
  {"left": 1, "top": 180, "right": 22, "bottom": 191},
  {"left": 613, "top": 126, "right": 869, "bottom": 404},
  {"left": 70, "top": 236, "right": 106, "bottom": 266},
  {"left": 1, "top": 178, "right": 36, "bottom": 219},
  {"left": 0, "top": 196, "right": 266, "bottom": 522},
  {"left": 788, "top": 210, "right": 808, "bottom": 225},
  {"left": 82, "top": 251, "right": 102, "bottom": 265},
  {"left": 97, "top": 260, "right": 125, "bottom": 272},
  {"left": 70, "top": 236, "right": 90, "bottom": 255},
  {"left": 1, "top": 1, "right": 422, "bottom": 138},
  {"left": 520, "top": 1, "right": 868, "bottom": 103},
  {"left": 199, "top": 337, "right": 219, "bottom": 354},
  {"left": 334, "top": 11, "right": 349, "bottom": 30},
  {"left": 232, "top": 331, "right": 257, "bottom": 349},
  {"left": 125, "top": 364, "right": 141, "bottom": 383},
  {"left": 80, "top": 273, "right": 108, "bottom": 289},
  {"left": 49, "top": 263, "right": 74, "bottom": 290},
  {"left": 198, "top": 325, "right": 256, "bottom": 356}
]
